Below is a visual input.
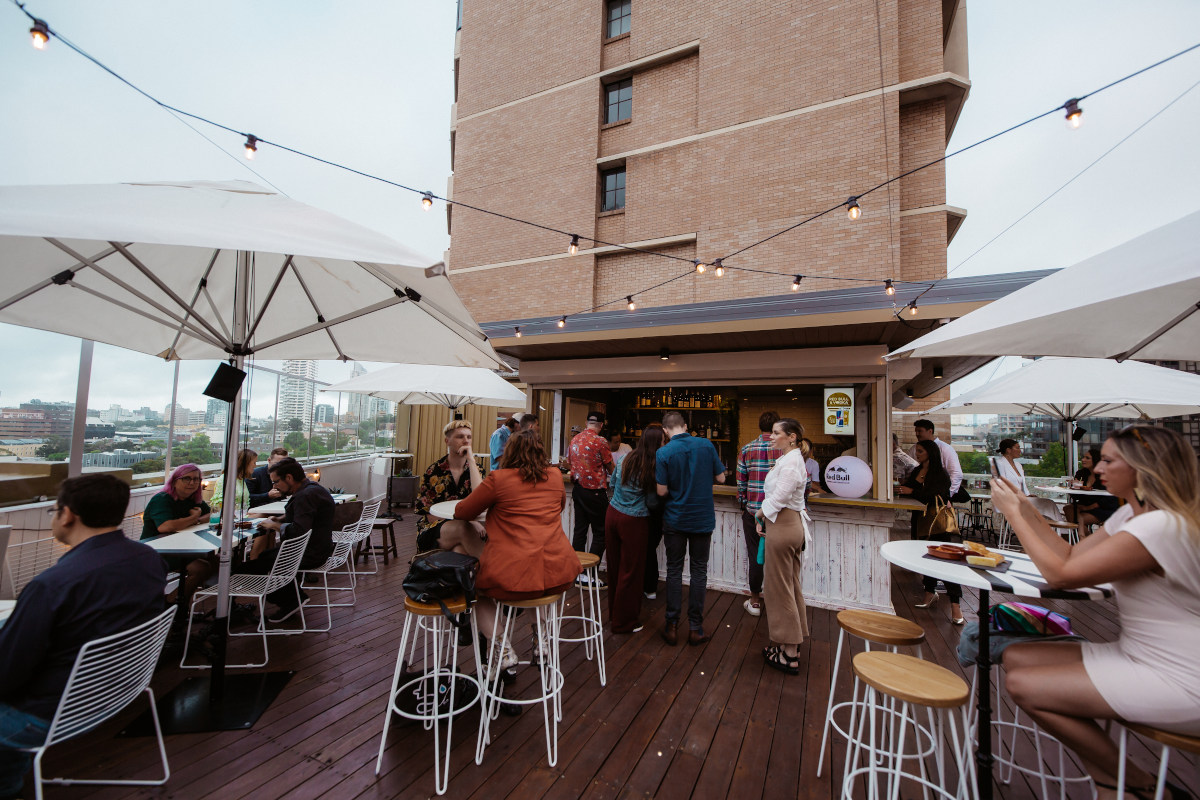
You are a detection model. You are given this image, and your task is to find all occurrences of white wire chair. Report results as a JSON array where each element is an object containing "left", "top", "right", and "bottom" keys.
[
  {"left": 7, "top": 537, "right": 67, "bottom": 598},
  {"left": 180, "top": 532, "right": 311, "bottom": 669},
  {"left": 336, "top": 498, "right": 382, "bottom": 585},
  {"left": 298, "top": 539, "right": 356, "bottom": 632},
  {"left": 19, "top": 605, "right": 177, "bottom": 800}
]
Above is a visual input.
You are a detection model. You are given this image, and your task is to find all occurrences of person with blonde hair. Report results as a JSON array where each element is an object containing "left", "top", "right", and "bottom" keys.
[
  {"left": 415, "top": 419, "right": 485, "bottom": 554},
  {"left": 992, "top": 425, "right": 1200, "bottom": 799}
]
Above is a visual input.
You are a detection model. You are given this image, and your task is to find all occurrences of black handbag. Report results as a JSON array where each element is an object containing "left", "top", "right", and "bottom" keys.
[{"left": 402, "top": 550, "right": 479, "bottom": 623}]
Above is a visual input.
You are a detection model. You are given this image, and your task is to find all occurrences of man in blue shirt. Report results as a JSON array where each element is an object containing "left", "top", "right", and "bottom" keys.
[
  {"left": 489, "top": 416, "right": 519, "bottom": 468},
  {"left": 0, "top": 474, "right": 165, "bottom": 800},
  {"left": 655, "top": 411, "right": 725, "bottom": 645}
]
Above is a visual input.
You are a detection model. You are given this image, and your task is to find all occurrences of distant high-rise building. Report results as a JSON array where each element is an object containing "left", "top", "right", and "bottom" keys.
[
  {"left": 0, "top": 400, "right": 74, "bottom": 438},
  {"left": 205, "top": 398, "right": 226, "bottom": 425},
  {"left": 343, "top": 362, "right": 370, "bottom": 422},
  {"left": 164, "top": 403, "right": 191, "bottom": 426},
  {"left": 186, "top": 411, "right": 207, "bottom": 426},
  {"left": 276, "top": 360, "right": 318, "bottom": 430},
  {"left": 315, "top": 403, "right": 336, "bottom": 424}
]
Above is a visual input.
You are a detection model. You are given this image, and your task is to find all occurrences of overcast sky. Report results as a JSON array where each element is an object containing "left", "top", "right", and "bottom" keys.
[{"left": 1, "top": 1, "right": 1198, "bottom": 415}]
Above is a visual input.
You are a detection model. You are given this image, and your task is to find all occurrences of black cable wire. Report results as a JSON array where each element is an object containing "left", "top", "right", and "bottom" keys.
[{"left": 12, "top": 0, "right": 1199, "bottom": 330}]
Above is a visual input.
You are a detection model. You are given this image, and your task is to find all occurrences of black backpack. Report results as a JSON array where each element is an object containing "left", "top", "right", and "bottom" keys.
[{"left": 402, "top": 550, "right": 479, "bottom": 623}]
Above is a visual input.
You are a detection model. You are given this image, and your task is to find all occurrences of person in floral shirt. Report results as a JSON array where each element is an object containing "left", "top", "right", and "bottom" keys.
[
  {"left": 567, "top": 411, "right": 615, "bottom": 564},
  {"left": 414, "top": 419, "right": 485, "bottom": 553}
]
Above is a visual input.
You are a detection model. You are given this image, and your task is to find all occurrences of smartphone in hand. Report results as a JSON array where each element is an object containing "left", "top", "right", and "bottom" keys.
[{"left": 989, "top": 456, "right": 1000, "bottom": 480}]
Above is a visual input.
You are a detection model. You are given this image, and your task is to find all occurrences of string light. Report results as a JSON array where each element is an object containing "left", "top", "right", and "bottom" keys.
[
  {"left": 557, "top": 316, "right": 566, "bottom": 328},
  {"left": 694, "top": 260, "right": 706, "bottom": 274},
  {"left": 1064, "top": 98, "right": 1083, "bottom": 129},
  {"left": 660, "top": 347, "right": 670, "bottom": 361},
  {"left": 627, "top": 295, "right": 636, "bottom": 311},
  {"left": 791, "top": 275, "right": 803, "bottom": 291},
  {"left": 907, "top": 300, "right": 919, "bottom": 316},
  {"left": 514, "top": 326, "right": 521, "bottom": 338},
  {"left": 568, "top": 234, "right": 579, "bottom": 255},
  {"left": 712, "top": 258, "right": 724, "bottom": 277},
  {"left": 421, "top": 192, "right": 434, "bottom": 211},
  {"left": 846, "top": 196, "right": 862, "bottom": 221},
  {"left": 933, "top": 365, "right": 943, "bottom": 380},
  {"left": 243, "top": 134, "right": 258, "bottom": 160},
  {"left": 29, "top": 19, "right": 49, "bottom": 50},
  {"left": 884, "top": 279, "right": 895, "bottom": 296}
]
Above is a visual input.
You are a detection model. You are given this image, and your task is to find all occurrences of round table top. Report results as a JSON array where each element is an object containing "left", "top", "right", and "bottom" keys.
[
  {"left": 429, "top": 499, "right": 486, "bottom": 521},
  {"left": 1041, "top": 485, "right": 1112, "bottom": 497},
  {"left": 880, "top": 539, "right": 1112, "bottom": 601}
]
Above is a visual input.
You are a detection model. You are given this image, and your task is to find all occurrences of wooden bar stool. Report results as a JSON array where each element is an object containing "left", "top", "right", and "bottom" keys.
[
  {"left": 375, "top": 595, "right": 479, "bottom": 796},
  {"left": 360, "top": 517, "right": 399, "bottom": 567},
  {"left": 1116, "top": 722, "right": 1200, "bottom": 799},
  {"left": 817, "top": 609, "right": 927, "bottom": 778},
  {"left": 476, "top": 592, "right": 564, "bottom": 767},
  {"left": 842, "top": 651, "right": 975, "bottom": 800},
  {"left": 557, "top": 552, "right": 606, "bottom": 686}
]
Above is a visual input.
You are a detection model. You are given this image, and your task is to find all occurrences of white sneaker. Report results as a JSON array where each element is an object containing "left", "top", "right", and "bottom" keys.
[
  {"left": 644, "top": 591, "right": 657, "bottom": 600},
  {"left": 575, "top": 573, "right": 592, "bottom": 587},
  {"left": 743, "top": 598, "right": 762, "bottom": 617},
  {"left": 499, "top": 642, "right": 519, "bottom": 670}
]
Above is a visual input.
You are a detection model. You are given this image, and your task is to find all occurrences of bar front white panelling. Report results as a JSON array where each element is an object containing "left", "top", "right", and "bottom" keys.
[{"left": 563, "top": 487, "right": 899, "bottom": 614}]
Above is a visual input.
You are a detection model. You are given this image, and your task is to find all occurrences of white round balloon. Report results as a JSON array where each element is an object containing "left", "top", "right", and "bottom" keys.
[{"left": 824, "top": 456, "right": 873, "bottom": 498}]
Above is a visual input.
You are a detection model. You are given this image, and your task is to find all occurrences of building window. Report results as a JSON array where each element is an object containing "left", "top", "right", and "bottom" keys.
[
  {"left": 601, "top": 168, "right": 625, "bottom": 211},
  {"left": 604, "top": 78, "right": 632, "bottom": 123},
  {"left": 606, "top": 0, "right": 631, "bottom": 39}
]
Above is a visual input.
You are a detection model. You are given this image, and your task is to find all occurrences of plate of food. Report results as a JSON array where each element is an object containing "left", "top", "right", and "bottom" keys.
[
  {"left": 234, "top": 519, "right": 255, "bottom": 529},
  {"left": 926, "top": 543, "right": 969, "bottom": 560},
  {"left": 962, "top": 540, "right": 1010, "bottom": 571}
]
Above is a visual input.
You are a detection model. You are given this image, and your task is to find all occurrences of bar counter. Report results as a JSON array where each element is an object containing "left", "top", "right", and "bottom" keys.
[{"left": 560, "top": 478, "right": 923, "bottom": 614}]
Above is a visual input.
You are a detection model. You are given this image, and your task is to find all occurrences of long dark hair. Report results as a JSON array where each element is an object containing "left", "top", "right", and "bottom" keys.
[
  {"left": 914, "top": 440, "right": 949, "bottom": 485},
  {"left": 501, "top": 429, "right": 551, "bottom": 483},
  {"left": 622, "top": 425, "right": 666, "bottom": 493}
]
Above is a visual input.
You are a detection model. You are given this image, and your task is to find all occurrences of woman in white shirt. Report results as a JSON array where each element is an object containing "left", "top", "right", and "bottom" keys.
[
  {"left": 996, "top": 438, "right": 1064, "bottom": 521},
  {"left": 754, "top": 418, "right": 811, "bottom": 675}
]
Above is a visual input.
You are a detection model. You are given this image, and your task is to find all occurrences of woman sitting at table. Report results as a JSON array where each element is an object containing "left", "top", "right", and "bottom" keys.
[
  {"left": 414, "top": 419, "right": 485, "bottom": 554},
  {"left": 993, "top": 425, "right": 1200, "bottom": 799},
  {"left": 996, "top": 438, "right": 1064, "bottom": 521},
  {"left": 1064, "top": 447, "right": 1120, "bottom": 528},
  {"left": 754, "top": 418, "right": 812, "bottom": 674},
  {"left": 454, "top": 430, "right": 582, "bottom": 666},
  {"left": 210, "top": 448, "right": 256, "bottom": 514},
  {"left": 141, "top": 463, "right": 213, "bottom": 597},
  {"left": 898, "top": 440, "right": 964, "bottom": 625}
]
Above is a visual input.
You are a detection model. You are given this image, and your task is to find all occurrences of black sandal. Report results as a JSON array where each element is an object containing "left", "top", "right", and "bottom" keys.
[{"left": 762, "top": 645, "right": 800, "bottom": 675}]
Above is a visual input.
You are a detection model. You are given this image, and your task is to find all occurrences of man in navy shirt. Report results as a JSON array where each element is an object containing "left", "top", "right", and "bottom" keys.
[
  {"left": 0, "top": 474, "right": 165, "bottom": 800},
  {"left": 655, "top": 411, "right": 725, "bottom": 646},
  {"left": 246, "top": 446, "right": 288, "bottom": 508}
]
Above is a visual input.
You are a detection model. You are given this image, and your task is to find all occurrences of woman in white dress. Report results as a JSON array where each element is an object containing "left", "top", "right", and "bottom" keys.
[
  {"left": 995, "top": 438, "right": 1063, "bottom": 521},
  {"left": 754, "top": 418, "right": 811, "bottom": 675},
  {"left": 991, "top": 425, "right": 1200, "bottom": 799}
]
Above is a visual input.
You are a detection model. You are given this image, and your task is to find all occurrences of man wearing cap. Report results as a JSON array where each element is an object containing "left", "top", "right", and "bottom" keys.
[
  {"left": 567, "top": 411, "right": 615, "bottom": 576},
  {"left": 489, "top": 415, "right": 519, "bottom": 469}
]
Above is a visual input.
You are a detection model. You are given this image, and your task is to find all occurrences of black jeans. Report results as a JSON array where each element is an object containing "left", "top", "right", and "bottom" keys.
[
  {"left": 643, "top": 507, "right": 664, "bottom": 594},
  {"left": 572, "top": 486, "right": 609, "bottom": 557},
  {"left": 740, "top": 510, "right": 764, "bottom": 595},
  {"left": 663, "top": 528, "right": 711, "bottom": 631}
]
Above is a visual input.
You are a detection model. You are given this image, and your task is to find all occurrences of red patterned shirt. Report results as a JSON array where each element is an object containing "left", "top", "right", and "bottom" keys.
[
  {"left": 568, "top": 428, "right": 614, "bottom": 490},
  {"left": 736, "top": 433, "right": 781, "bottom": 513}
]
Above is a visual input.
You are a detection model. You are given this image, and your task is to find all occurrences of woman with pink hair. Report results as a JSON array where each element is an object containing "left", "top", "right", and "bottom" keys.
[{"left": 141, "top": 463, "right": 213, "bottom": 596}]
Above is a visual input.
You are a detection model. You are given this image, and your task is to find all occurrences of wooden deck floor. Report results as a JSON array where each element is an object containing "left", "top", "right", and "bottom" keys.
[{"left": 33, "top": 516, "right": 1198, "bottom": 800}]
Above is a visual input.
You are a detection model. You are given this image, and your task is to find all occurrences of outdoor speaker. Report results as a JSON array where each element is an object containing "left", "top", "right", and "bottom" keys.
[
  {"left": 203, "top": 362, "right": 248, "bottom": 403},
  {"left": 1072, "top": 425, "right": 1088, "bottom": 442}
]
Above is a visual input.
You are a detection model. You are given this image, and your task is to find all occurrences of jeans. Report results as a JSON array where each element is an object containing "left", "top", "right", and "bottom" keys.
[
  {"left": 0, "top": 703, "right": 50, "bottom": 800},
  {"left": 740, "top": 510, "right": 764, "bottom": 595},
  {"left": 643, "top": 508, "right": 664, "bottom": 594},
  {"left": 571, "top": 487, "right": 609, "bottom": 557},
  {"left": 663, "top": 528, "right": 711, "bottom": 631}
]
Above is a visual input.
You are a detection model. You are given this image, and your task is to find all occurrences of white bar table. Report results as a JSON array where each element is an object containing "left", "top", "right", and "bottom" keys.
[
  {"left": 250, "top": 493, "right": 358, "bottom": 517},
  {"left": 881, "top": 539, "right": 1112, "bottom": 800}
]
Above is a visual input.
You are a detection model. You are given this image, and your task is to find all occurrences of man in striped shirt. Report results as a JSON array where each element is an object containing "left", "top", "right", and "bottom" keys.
[{"left": 736, "top": 411, "right": 780, "bottom": 617}]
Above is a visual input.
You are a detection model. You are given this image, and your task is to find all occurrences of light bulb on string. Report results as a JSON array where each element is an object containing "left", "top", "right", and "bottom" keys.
[
  {"left": 907, "top": 301, "right": 919, "bottom": 316},
  {"left": 659, "top": 347, "right": 670, "bottom": 361},
  {"left": 568, "top": 234, "right": 579, "bottom": 255},
  {"left": 846, "top": 196, "right": 861, "bottom": 221},
  {"left": 30, "top": 19, "right": 49, "bottom": 50},
  {"left": 694, "top": 260, "right": 706, "bottom": 274},
  {"left": 627, "top": 295, "right": 636, "bottom": 311},
  {"left": 1064, "top": 98, "right": 1083, "bottom": 129},
  {"left": 712, "top": 258, "right": 724, "bottom": 277},
  {"left": 421, "top": 192, "right": 434, "bottom": 211},
  {"left": 884, "top": 279, "right": 895, "bottom": 296},
  {"left": 243, "top": 135, "right": 258, "bottom": 160},
  {"left": 791, "top": 275, "right": 803, "bottom": 291},
  {"left": 557, "top": 316, "right": 566, "bottom": 328},
  {"left": 514, "top": 326, "right": 522, "bottom": 338}
]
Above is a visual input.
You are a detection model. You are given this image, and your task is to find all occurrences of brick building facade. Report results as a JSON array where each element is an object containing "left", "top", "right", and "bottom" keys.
[{"left": 445, "top": 0, "right": 969, "bottom": 326}]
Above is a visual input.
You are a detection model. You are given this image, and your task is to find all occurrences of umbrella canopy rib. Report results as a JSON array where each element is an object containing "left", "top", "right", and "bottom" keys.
[
  {"left": 244, "top": 255, "right": 293, "bottom": 343},
  {"left": 249, "top": 294, "right": 406, "bottom": 353},
  {"left": 1115, "top": 300, "right": 1200, "bottom": 362},
  {"left": 66, "top": 280, "right": 227, "bottom": 351},
  {"left": 111, "top": 242, "right": 233, "bottom": 346},
  {"left": 169, "top": 250, "right": 223, "bottom": 357},
  {"left": 288, "top": 258, "right": 347, "bottom": 361}
]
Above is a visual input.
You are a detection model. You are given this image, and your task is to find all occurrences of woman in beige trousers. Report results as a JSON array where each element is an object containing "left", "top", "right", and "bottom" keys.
[{"left": 754, "top": 418, "right": 811, "bottom": 675}]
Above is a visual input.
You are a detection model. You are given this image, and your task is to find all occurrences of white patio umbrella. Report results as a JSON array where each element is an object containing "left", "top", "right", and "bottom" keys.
[
  {"left": 321, "top": 363, "right": 527, "bottom": 412},
  {"left": 926, "top": 356, "right": 1200, "bottom": 473},
  {"left": 887, "top": 210, "right": 1200, "bottom": 363},
  {"left": 0, "top": 180, "right": 501, "bottom": 721}
]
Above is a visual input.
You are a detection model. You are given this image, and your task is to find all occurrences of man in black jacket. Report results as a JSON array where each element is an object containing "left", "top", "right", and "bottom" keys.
[
  {"left": 246, "top": 446, "right": 288, "bottom": 508},
  {"left": 242, "top": 457, "right": 335, "bottom": 622}
]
